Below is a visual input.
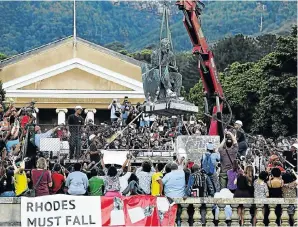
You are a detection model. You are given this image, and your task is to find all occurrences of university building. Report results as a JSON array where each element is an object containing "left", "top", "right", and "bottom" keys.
[{"left": 0, "top": 36, "right": 145, "bottom": 125}]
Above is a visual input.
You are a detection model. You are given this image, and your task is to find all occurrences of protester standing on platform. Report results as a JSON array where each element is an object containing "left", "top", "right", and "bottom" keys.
[{"left": 67, "top": 106, "right": 84, "bottom": 159}]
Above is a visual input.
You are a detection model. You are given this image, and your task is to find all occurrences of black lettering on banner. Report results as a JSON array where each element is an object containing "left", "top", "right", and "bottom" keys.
[
  {"left": 38, "top": 218, "right": 46, "bottom": 227},
  {"left": 53, "top": 201, "right": 61, "bottom": 211},
  {"left": 66, "top": 216, "right": 72, "bottom": 225},
  {"left": 27, "top": 202, "right": 34, "bottom": 212},
  {"left": 69, "top": 200, "right": 76, "bottom": 210},
  {"left": 44, "top": 202, "right": 53, "bottom": 212},
  {"left": 35, "top": 202, "right": 43, "bottom": 212},
  {"left": 82, "top": 215, "right": 88, "bottom": 225},
  {"left": 89, "top": 215, "right": 96, "bottom": 225},
  {"left": 27, "top": 218, "right": 36, "bottom": 227},
  {"left": 47, "top": 217, "right": 53, "bottom": 227},
  {"left": 62, "top": 200, "right": 67, "bottom": 210},
  {"left": 54, "top": 216, "right": 62, "bottom": 226},
  {"left": 73, "top": 216, "right": 81, "bottom": 225}
]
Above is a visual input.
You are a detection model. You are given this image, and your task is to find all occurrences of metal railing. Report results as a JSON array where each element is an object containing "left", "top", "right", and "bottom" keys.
[{"left": 17, "top": 124, "right": 175, "bottom": 161}]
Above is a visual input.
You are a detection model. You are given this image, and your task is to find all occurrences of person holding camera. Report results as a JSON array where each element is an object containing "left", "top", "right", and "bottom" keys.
[
  {"left": 108, "top": 99, "right": 121, "bottom": 123},
  {"left": 120, "top": 98, "right": 130, "bottom": 126},
  {"left": 218, "top": 131, "right": 238, "bottom": 189}
]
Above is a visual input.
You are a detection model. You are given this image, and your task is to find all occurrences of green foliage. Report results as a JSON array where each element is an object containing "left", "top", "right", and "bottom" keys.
[
  {"left": 0, "top": 1, "right": 296, "bottom": 55},
  {"left": 129, "top": 1, "right": 297, "bottom": 51},
  {"left": 188, "top": 81, "right": 204, "bottom": 119},
  {"left": 220, "top": 27, "right": 297, "bottom": 137},
  {"left": 212, "top": 34, "right": 278, "bottom": 72},
  {"left": 0, "top": 53, "right": 6, "bottom": 61}
]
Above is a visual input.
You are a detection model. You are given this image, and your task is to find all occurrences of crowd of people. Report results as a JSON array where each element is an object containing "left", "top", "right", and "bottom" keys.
[{"left": 0, "top": 98, "right": 297, "bottom": 226}]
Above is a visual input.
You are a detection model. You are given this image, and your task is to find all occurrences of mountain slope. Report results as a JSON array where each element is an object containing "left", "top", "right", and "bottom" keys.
[{"left": 0, "top": 1, "right": 296, "bottom": 55}]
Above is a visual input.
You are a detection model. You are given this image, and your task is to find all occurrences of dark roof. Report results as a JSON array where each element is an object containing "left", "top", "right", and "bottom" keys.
[{"left": 0, "top": 36, "right": 143, "bottom": 68}]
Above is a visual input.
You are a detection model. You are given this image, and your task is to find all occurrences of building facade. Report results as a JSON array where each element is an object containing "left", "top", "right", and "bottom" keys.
[{"left": 0, "top": 36, "right": 145, "bottom": 124}]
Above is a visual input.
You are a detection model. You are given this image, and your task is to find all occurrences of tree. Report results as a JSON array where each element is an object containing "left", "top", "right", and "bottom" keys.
[
  {"left": 222, "top": 27, "right": 297, "bottom": 137},
  {"left": 212, "top": 34, "right": 277, "bottom": 72},
  {"left": 0, "top": 53, "right": 7, "bottom": 61},
  {"left": 189, "top": 27, "right": 297, "bottom": 137}
]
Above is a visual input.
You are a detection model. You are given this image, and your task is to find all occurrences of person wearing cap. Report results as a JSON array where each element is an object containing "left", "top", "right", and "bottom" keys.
[
  {"left": 67, "top": 106, "right": 84, "bottom": 159},
  {"left": 283, "top": 143, "right": 298, "bottom": 171},
  {"left": 234, "top": 120, "right": 248, "bottom": 157},
  {"left": 201, "top": 142, "right": 221, "bottom": 194}
]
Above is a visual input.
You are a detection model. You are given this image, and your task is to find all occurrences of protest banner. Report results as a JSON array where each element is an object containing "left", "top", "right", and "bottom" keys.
[
  {"left": 21, "top": 195, "right": 101, "bottom": 227},
  {"left": 21, "top": 195, "right": 177, "bottom": 227}
]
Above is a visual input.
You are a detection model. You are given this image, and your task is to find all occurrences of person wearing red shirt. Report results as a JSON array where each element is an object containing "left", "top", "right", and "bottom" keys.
[{"left": 50, "top": 164, "right": 66, "bottom": 194}]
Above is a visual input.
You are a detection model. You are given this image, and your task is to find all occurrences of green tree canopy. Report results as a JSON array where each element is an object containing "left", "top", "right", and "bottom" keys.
[
  {"left": 189, "top": 27, "right": 297, "bottom": 137},
  {"left": 0, "top": 53, "right": 7, "bottom": 60}
]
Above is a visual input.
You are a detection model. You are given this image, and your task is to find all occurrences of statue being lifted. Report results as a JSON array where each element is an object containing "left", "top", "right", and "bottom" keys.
[
  {"left": 142, "top": 38, "right": 182, "bottom": 102},
  {"left": 141, "top": 3, "right": 198, "bottom": 116},
  {"left": 142, "top": 3, "right": 182, "bottom": 102}
]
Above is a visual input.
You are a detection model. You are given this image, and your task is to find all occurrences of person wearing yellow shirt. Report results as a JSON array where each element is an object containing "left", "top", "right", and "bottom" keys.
[
  {"left": 151, "top": 163, "right": 164, "bottom": 196},
  {"left": 13, "top": 160, "right": 28, "bottom": 196}
]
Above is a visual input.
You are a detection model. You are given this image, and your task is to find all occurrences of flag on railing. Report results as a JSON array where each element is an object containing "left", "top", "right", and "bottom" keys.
[{"left": 21, "top": 195, "right": 177, "bottom": 227}]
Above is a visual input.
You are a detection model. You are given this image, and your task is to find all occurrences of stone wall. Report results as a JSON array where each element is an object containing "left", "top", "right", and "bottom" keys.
[{"left": 0, "top": 197, "right": 296, "bottom": 226}]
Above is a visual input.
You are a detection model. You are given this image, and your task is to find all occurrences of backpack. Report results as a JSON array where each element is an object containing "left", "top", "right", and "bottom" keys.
[{"left": 202, "top": 153, "right": 215, "bottom": 175}]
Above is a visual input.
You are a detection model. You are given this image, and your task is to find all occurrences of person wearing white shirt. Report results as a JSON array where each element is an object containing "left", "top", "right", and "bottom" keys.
[{"left": 108, "top": 99, "right": 121, "bottom": 122}]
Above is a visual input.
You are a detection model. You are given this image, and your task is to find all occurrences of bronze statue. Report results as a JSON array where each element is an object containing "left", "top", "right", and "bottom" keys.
[{"left": 142, "top": 38, "right": 182, "bottom": 102}]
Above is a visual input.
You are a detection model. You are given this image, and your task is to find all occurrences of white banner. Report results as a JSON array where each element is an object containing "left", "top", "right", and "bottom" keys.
[
  {"left": 101, "top": 150, "right": 129, "bottom": 165},
  {"left": 21, "top": 195, "right": 101, "bottom": 227}
]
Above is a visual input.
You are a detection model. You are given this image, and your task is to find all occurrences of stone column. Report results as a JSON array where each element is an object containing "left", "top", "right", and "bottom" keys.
[
  {"left": 255, "top": 204, "right": 265, "bottom": 227},
  {"left": 281, "top": 204, "right": 289, "bottom": 227},
  {"left": 243, "top": 204, "right": 252, "bottom": 227},
  {"left": 32, "top": 107, "right": 39, "bottom": 124},
  {"left": 56, "top": 109, "right": 68, "bottom": 125},
  {"left": 218, "top": 204, "right": 227, "bottom": 227},
  {"left": 268, "top": 204, "right": 277, "bottom": 227},
  {"left": 180, "top": 204, "right": 189, "bottom": 227},
  {"left": 231, "top": 204, "right": 240, "bottom": 227},
  {"left": 84, "top": 109, "right": 96, "bottom": 123},
  {"left": 193, "top": 203, "right": 202, "bottom": 226},
  {"left": 205, "top": 203, "right": 215, "bottom": 227}
]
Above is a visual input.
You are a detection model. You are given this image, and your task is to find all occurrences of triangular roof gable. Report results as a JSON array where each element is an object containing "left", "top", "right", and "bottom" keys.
[{"left": 3, "top": 58, "right": 143, "bottom": 91}]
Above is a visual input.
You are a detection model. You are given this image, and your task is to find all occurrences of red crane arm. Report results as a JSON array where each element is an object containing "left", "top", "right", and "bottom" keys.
[{"left": 176, "top": 0, "right": 225, "bottom": 140}]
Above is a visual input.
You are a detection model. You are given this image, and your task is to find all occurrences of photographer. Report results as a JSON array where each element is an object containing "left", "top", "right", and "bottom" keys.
[
  {"left": 121, "top": 98, "right": 130, "bottom": 126},
  {"left": 108, "top": 99, "right": 121, "bottom": 123},
  {"left": 218, "top": 131, "right": 238, "bottom": 189}
]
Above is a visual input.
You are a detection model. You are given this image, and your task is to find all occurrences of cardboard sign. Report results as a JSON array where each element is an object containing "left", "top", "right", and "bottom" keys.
[{"left": 176, "top": 135, "right": 220, "bottom": 163}]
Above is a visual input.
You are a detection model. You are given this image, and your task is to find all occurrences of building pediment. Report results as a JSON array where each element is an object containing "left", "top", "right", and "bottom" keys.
[
  {"left": 3, "top": 58, "right": 143, "bottom": 91},
  {"left": 0, "top": 36, "right": 145, "bottom": 108}
]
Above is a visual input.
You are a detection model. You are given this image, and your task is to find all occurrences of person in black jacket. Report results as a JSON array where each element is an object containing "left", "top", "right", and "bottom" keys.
[{"left": 68, "top": 106, "right": 84, "bottom": 159}]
